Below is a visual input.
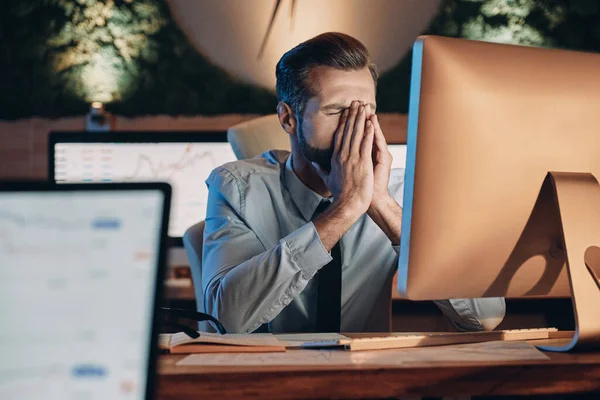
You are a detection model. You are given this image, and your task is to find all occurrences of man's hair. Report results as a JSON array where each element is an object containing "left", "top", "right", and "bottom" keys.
[{"left": 275, "top": 32, "right": 378, "bottom": 118}]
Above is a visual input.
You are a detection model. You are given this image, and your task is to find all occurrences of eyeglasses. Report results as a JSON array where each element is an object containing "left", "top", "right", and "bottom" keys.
[{"left": 161, "top": 307, "right": 227, "bottom": 338}]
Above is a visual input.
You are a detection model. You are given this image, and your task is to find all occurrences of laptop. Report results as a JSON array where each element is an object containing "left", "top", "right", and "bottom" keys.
[
  {"left": 0, "top": 182, "right": 171, "bottom": 400},
  {"left": 48, "top": 131, "right": 237, "bottom": 246}
]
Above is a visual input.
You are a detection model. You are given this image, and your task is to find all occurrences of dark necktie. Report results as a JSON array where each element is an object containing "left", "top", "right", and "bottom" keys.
[{"left": 312, "top": 200, "right": 342, "bottom": 332}]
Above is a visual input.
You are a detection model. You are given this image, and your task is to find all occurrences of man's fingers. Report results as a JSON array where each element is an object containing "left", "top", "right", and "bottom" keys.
[
  {"left": 371, "top": 114, "right": 387, "bottom": 149},
  {"left": 341, "top": 101, "right": 359, "bottom": 156},
  {"left": 333, "top": 109, "right": 349, "bottom": 155},
  {"left": 370, "top": 114, "right": 391, "bottom": 164},
  {"left": 361, "top": 120, "right": 375, "bottom": 161},
  {"left": 349, "top": 104, "right": 367, "bottom": 156}
]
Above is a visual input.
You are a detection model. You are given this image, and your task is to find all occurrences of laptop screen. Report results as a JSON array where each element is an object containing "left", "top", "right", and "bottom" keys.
[
  {"left": 49, "top": 132, "right": 237, "bottom": 242},
  {"left": 0, "top": 184, "right": 169, "bottom": 400}
]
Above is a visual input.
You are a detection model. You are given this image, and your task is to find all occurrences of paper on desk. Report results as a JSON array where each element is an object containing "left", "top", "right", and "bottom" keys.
[
  {"left": 160, "top": 332, "right": 281, "bottom": 348},
  {"left": 274, "top": 333, "right": 350, "bottom": 348},
  {"left": 176, "top": 340, "right": 549, "bottom": 367}
]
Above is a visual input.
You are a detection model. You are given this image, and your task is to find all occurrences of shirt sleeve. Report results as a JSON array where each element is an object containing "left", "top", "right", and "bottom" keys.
[
  {"left": 201, "top": 167, "right": 332, "bottom": 333},
  {"left": 434, "top": 298, "right": 506, "bottom": 331},
  {"left": 392, "top": 245, "right": 505, "bottom": 330}
]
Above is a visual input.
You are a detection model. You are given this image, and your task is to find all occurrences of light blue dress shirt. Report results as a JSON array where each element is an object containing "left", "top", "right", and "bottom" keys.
[{"left": 202, "top": 150, "right": 505, "bottom": 333}]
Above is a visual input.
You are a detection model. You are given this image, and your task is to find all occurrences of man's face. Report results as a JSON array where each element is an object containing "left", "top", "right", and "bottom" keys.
[{"left": 297, "top": 66, "right": 376, "bottom": 171}]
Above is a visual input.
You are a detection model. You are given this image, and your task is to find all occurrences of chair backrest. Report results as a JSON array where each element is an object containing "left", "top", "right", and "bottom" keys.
[
  {"left": 182, "top": 220, "right": 215, "bottom": 332},
  {"left": 227, "top": 114, "right": 291, "bottom": 159}
]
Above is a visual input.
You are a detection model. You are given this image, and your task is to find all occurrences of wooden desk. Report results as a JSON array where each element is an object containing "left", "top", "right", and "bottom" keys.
[{"left": 156, "top": 338, "right": 600, "bottom": 399}]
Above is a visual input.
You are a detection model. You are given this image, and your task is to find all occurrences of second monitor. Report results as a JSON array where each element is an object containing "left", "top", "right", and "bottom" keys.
[{"left": 49, "top": 131, "right": 238, "bottom": 244}]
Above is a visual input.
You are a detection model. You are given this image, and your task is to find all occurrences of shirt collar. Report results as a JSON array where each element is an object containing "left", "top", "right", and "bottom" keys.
[{"left": 283, "top": 153, "right": 329, "bottom": 221}]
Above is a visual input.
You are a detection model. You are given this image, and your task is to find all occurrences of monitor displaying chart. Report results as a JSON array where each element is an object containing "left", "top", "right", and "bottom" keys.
[
  {"left": 0, "top": 184, "right": 168, "bottom": 400},
  {"left": 49, "top": 132, "right": 237, "bottom": 240}
]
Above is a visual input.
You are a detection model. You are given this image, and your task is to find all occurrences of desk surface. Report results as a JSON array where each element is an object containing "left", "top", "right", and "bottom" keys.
[{"left": 156, "top": 338, "right": 600, "bottom": 399}]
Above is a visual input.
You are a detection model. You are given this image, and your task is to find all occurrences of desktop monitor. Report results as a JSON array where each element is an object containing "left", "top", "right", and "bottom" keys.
[
  {"left": 49, "top": 131, "right": 237, "bottom": 245},
  {"left": 0, "top": 182, "right": 171, "bottom": 399},
  {"left": 398, "top": 36, "right": 600, "bottom": 351}
]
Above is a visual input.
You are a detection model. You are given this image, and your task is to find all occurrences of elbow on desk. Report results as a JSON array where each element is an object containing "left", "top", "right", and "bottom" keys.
[
  {"left": 204, "top": 279, "right": 258, "bottom": 334},
  {"left": 479, "top": 297, "right": 507, "bottom": 331},
  {"left": 460, "top": 297, "right": 507, "bottom": 332},
  {"left": 478, "top": 314, "right": 505, "bottom": 331}
]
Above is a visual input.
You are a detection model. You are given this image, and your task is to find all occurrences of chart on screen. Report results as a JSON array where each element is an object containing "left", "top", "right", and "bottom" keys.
[
  {"left": 54, "top": 142, "right": 237, "bottom": 237},
  {"left": 0, "top": 191, "right": 163, "bottom": 399}
]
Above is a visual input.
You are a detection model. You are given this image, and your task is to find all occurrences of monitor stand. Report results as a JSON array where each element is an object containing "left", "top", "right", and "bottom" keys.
[{"left": 535, "top": 172, "right": 600, "bottom": 352}]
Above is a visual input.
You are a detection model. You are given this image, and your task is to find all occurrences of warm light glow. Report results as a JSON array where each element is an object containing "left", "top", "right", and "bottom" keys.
[
  {"left": 48, "top": 0, "right": 166, "bottom": 104},
  {"left": 168, "top": 0, "right": 441, "bottom": 90},
  {"left": 80, "top": 52, "right": 121, "bottom": 103},
  {"left": 91, "top": 102, "right": 103, "bottom": 109}
]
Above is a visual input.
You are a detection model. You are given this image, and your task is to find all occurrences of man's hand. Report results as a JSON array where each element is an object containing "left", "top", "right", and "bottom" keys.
[
  {"left": 364, "top": 114, "right": 403, "bottom": 246},
  {"left": 312, "top": 103, "right": 402, "bottom": 248},
  {"left": 311, "top": 101, "right": 375, "bottom": 251},
  {"left": 369, "top": 114, "right": 394, "bottom": 208},
  {"left": 313, "top": 101, "right": 375, "bottom": 217}
]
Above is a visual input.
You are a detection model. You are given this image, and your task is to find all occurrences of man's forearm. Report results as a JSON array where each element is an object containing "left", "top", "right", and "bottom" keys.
[
  {"left": 367, "top": 195, "right": 402, "bottom": 246},
  {"left": 204, "top": 223, "right": 333, "bottom": 333},
  {"left": 313, "top": 201, "right": 363, "bottom": 251}
]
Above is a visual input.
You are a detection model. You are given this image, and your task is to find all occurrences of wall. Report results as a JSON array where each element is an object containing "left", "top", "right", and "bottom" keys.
[
  {"left": 0, "top": 113, "right": 408, "bottom": 179},
  {"left": 168, "top": 0, "right": 441, "bottom": 89}
]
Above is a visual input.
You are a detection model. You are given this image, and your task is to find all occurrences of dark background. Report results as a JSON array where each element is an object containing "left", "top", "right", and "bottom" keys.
[{"left": 1, "top": 0, "right": 600, "bottom": 120}]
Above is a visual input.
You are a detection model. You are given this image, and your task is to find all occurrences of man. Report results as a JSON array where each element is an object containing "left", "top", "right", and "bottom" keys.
[{"left": 202, "top": 32, "right": 505, "bottom": 333}]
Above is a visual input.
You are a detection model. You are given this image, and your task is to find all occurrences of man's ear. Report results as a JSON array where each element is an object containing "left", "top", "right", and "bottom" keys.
[{"left": 276, "top": 102, "right": 298, "bottom": 136}]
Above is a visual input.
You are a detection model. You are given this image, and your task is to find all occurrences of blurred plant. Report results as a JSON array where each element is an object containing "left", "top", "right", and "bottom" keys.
[
  {"left": 46, "top": 0, "right": 166, "bottom": 103},
  {"left": 429, "top": 0, "right": 600, "bottom": 51},
  {"left": 377, "top": 0, "right": 600, "bottom": 113},
  {"left": 1, "top": 0, "right": 600, "bottom": 119},
  {"left": 0, "top": 0, "right": 276, "bottom": 119}
]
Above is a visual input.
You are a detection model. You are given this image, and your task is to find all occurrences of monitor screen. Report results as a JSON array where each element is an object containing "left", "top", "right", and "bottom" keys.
[
  {"left": 388, "top": 144, "right": 407, "bottom": 170},
  {"left": 0, "top": 184, "right": 168, "bottom": 400},
  {"left": 49, "top": 132, "right": 237, "bottom": 240}
]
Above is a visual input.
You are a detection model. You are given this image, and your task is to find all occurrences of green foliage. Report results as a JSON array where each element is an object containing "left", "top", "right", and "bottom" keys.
[
  {"left": 377, "top": 0, "right": 600, "bottom": 113},
  {"left": 1, "top": 0, "right": 600, "bottom": 119},
  {"left": 0, "top": 0, "right": 276, "bottom": 119}
]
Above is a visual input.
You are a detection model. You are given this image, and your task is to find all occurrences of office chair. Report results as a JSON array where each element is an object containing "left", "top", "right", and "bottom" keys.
[{"left": 227, "top": 114, "right": 290, "bottom": 160}]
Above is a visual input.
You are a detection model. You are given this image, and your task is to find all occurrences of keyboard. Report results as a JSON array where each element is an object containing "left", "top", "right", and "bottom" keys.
[{"left": 301, "top": 328, "right": 564, "bottom": 351}]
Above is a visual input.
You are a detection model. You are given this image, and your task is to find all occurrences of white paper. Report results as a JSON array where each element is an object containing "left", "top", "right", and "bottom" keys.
[{"left": 161, "top": 332, "right": 281, "bottom": 348}]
